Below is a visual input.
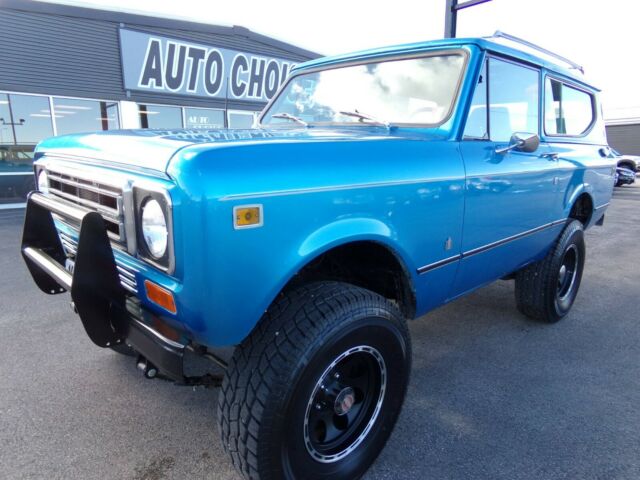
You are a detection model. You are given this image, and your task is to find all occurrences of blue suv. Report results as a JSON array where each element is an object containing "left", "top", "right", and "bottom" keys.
[{"left": 22, "top": 33, "right": 615, "bottom": 479}]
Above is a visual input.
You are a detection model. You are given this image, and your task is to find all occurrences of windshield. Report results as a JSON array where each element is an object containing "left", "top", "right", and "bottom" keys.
[{"left": 261, "top": 52, "right": 466, "bottom": 127}]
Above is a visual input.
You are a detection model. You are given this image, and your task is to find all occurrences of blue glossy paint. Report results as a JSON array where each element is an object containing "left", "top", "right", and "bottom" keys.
[{"left": 34, "top": 37, "right": 615, "bottom": 347}]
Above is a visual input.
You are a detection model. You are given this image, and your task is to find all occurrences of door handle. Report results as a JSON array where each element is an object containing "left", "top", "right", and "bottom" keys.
[{"left": 541, "top": 152, "right": 560, "bottom": 161}]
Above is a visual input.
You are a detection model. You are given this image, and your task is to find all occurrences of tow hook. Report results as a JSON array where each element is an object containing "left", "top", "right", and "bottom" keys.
[{"left": 136, "top": 356, "right": 158, "bottom": 379}]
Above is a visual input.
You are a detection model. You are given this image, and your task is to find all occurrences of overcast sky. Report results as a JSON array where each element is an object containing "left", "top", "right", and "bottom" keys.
[{"left": 43, "top": 0, "right": 639, "bottom": 120}]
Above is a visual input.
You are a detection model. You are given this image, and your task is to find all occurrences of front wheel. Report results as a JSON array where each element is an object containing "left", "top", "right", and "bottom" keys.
[
  {"left": 515, "top": 219, "right": 586, "bottom": 323},
  {"left": 218, "top": 281, "right": 411, "bottom": 480}
]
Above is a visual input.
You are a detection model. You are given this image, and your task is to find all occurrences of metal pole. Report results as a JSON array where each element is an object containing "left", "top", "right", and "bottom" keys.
[
  {"left": 444, "top": 0, "right": 457, "bottom": 38},
  {"left": 445, "top": 0, "right": 493, "bottom": 38}
]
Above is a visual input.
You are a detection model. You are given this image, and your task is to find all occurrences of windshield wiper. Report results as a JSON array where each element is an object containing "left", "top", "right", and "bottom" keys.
[
  {"left": 271, "top": 112, "right": 308, "bottom": 127},
  {"left": 339, "top": 109, "right": 391, "bottom": 128}
]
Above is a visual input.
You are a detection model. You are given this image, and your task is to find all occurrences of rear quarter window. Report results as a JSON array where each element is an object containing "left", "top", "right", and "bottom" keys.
[{"left": 544, "top": 78, "right": 595, "bottom": 136}]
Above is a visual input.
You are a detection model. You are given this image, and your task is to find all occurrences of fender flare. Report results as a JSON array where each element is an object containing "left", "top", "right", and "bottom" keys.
[
  {"left": 563, "top": 182, "right": 594, "bottom": 219},
  {"left": 263, "top": 217, "right": 417, "bottom": 316}
]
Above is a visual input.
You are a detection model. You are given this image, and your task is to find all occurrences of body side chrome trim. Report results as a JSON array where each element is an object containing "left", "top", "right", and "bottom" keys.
[
  {"left": 416, "top": 218, "right": 567, "bottom": 274},
  {"left": 416, "top": 254, "right": 462, "bottom": 274},
  {"left": 461, "top": 219, "right": 567, "bottom": 259}
]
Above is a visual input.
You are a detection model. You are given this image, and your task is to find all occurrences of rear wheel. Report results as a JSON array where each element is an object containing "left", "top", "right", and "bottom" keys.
[
  {"left": 515, "top": 220, "right": 585, "bottom": 323},
  {"left": 218, "top": 281, "right": 411, "bottom": 480}
]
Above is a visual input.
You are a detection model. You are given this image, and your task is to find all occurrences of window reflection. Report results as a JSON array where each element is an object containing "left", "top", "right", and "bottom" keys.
[
  {"left": 488, "top": 59, "right": 539, "bottom": 142},
  {"left": 463, "top": 61, "right": 488, "bottom": 140},
  {"left": 1, "top": 93, "right": 54, "bottom": 204},
  {"left": 139, "top": 104, "right": 183, "bottom": 129},
  {"left": 53, "top": 97, "right": 119, "bottom": 136},
  {"left": 545, "top": 79, "right": 594, "bottom": 136},
  {"left": 263, "top": 54, "right": 465, "bottom": 126},
  {"left": 184, "top": 108, "right": 224, "bottom": 129},
  {"left": 228, "top": 111, "right": 256, "bottom": 129}
]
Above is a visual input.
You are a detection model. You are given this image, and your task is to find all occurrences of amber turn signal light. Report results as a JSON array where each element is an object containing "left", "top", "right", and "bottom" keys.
[
  {"left": 144, "top": 280, "right": 177, "bottom": 314},
  {"left": 234, "top": 205, "right": 263, "bottom": 228}
]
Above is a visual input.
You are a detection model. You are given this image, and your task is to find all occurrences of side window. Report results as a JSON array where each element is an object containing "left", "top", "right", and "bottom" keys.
[
  {"left": 544, "top": 78, "right": 594, "bottom": 135},
  {"left": 463, "top": 61, "right": 488, "bottom": 139},
  {"left": 488, "top": 58, "right": 539, "bottom": 142}
]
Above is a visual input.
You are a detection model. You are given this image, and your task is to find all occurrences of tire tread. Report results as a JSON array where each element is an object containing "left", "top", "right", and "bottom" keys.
[{"left": 217, "top": 281, "right": 408, "bottom": 480}]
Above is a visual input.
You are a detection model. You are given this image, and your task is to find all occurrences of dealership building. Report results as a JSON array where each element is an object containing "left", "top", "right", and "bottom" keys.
[
  {"left": 605, "top": 118, "right": 640, "bottom": 156},
  {"left": 0, "top": 0, "right": 318, "bottom": 208}
]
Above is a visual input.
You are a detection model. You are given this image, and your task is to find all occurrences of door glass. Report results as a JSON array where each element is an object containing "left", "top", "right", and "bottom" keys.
[
  {"left": 544, "top": 79, "right": 594, "bottom": 135},
  {"left": 53, "top": 98, "right": 120, "bottom": 135},
  {"left": 463, "top": 61, "right": 488, "bottom": 139},
  {"left": 139, "top": 104, "right": 183, "bottom": 129},
  {"left": 184, "top": 107, "right": 225, "bottom": 129},
  {"left": 488, "top": 59, "right": 539, "bottom": 142},
  {"left": 1, "top": 93, "right": 54, "bottom": 204}
]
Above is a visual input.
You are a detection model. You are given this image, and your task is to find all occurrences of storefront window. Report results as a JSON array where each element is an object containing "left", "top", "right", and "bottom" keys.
[
  {"left": 1, "top": 93, "right": 54, "bottom": 205},
  {"left": 53, "top": 97, "right": 120, "bottom": 136},
  {"left": 228, "top": 110, "right": 256, "bottom": 129},
  {"left": 184, "top": 107, "right": 224, "bottom": 129},
  {"left": 139, "top": 104, "right": 183, "bottom": 129}
]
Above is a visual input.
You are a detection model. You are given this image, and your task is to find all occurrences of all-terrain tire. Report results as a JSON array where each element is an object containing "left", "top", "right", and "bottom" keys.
[
  {"left": 515, "top": 220, "right": 585, "bottom": 323},
  {"left": 217, "top": 281, "right": 411, "bottom": 480}
]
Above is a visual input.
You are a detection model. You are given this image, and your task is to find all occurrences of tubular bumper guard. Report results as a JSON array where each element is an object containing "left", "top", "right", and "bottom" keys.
[{"left": 21, "top": 192, "right": 186, "bottom": 381}]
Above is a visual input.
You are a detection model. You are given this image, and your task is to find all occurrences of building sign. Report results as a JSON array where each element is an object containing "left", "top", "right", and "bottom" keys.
[{"left": 119, "top": 28, "right": 294, "bottom": 102}]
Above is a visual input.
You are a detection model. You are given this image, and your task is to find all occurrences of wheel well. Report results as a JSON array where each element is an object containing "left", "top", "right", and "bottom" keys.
[
  {"left": 569, "top": 193, "right": 593, "bottom": 226},
  {"left": 284, "top": 241, "right": 416, "bottom": 318},
  {"left": 618, "top": 161, "right": 635, "bottom": 171}
]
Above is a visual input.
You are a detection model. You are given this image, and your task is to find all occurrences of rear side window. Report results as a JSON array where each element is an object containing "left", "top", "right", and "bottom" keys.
[{"left": 544, "top": 78, "right": 594, "bottom": 136}]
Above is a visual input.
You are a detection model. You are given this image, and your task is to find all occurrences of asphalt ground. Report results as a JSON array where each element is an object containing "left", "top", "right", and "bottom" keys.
[{"left": 1, "top": 182, "right": 639, "bottom": 480}]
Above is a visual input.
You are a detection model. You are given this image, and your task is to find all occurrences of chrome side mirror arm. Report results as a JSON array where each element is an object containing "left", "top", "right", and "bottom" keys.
[{"left": 495, "top": 132, "right": 540, "bottom": 155}]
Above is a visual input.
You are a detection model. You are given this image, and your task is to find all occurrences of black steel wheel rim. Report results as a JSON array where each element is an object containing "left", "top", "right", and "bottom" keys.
[
  {"left": 557, "top": 244, "right": 579, "bottom": 306},
  {"left": 303, "top": 345, "right": 386, "bottom": 463}
]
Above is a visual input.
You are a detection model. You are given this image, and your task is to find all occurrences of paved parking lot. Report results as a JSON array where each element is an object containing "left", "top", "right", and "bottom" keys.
[{"left": 1, "top": 183, "right": 639, "bottom": 480}]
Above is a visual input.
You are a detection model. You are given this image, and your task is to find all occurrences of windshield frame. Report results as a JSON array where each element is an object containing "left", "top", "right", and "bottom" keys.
[{"left": 258, "top": 48, "right": 469, "bottom": 129}]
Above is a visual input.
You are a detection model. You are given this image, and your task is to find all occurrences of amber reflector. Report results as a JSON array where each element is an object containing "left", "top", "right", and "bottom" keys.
[
  {"left": 144, "top": 280, "right": 177, "bottom": 314},
  {"left": 235, "top": 206, "right": 261, "bottom": 227}
]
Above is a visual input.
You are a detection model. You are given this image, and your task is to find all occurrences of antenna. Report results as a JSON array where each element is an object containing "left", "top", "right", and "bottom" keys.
[{"left": 487, "top": 31, "right": 584, "bottom": 74}]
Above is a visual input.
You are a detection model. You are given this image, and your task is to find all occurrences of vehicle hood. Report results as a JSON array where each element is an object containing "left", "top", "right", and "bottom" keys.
[{"left": 35, "top": 127, "right": 446, "bottom": 175}]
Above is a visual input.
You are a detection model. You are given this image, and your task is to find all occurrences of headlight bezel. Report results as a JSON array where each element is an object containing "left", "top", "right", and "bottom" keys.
[
  {"left": 37, "top": 168, "right": 49, "bottom": 194},
  {"left": 133, "top": 185, "right": 174, "bottom": 273}
]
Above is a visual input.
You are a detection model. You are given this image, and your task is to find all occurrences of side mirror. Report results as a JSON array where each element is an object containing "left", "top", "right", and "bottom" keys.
[{"left": 495, "top": 132, "right": 540, "bottom": 154}]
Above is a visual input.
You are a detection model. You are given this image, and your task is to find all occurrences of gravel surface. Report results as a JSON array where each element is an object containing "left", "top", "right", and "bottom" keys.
[{"left": 1, "top": 183, "right": 638, "bottom": 480}]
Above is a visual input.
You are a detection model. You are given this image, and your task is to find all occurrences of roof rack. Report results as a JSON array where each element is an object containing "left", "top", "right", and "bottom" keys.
[{"left": 485, "top": 31, "right": 584, "bottom": 74}]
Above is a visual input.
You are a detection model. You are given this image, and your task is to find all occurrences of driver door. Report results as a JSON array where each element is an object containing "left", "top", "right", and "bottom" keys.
[{"left": 449, "top": 56, "right": 558, "bottom": 299}]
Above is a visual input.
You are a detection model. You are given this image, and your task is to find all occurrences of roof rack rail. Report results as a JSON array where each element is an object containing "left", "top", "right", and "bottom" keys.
[{"left": 485, "top": 30, "right": 584, "bottom": 74}]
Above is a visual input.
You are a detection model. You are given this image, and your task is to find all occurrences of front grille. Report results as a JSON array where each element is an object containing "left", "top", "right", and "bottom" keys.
[
  {"left": 47, "top": 169, "right": 126, "bottom": 243},
  {"left": 58, "top": 228, "right": 139, "bottom": 294}
]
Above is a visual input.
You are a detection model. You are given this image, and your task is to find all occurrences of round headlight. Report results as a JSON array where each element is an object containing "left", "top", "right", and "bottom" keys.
[
  {"left": 141, "top": 199, "right": 168, "bottom": 258},
  {"left": 37, "top": 170, "right": 48, "bottom": 194}
]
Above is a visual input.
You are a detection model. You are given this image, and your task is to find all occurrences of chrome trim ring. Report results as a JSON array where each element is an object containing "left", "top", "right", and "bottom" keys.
[{"left": 303, "top": 345, "right": 387, "bottom": 464}]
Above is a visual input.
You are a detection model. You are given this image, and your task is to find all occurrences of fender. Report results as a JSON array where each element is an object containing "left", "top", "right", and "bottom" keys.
[{"left": 263, "top": 216, "right": 417, "bottom": 311}]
